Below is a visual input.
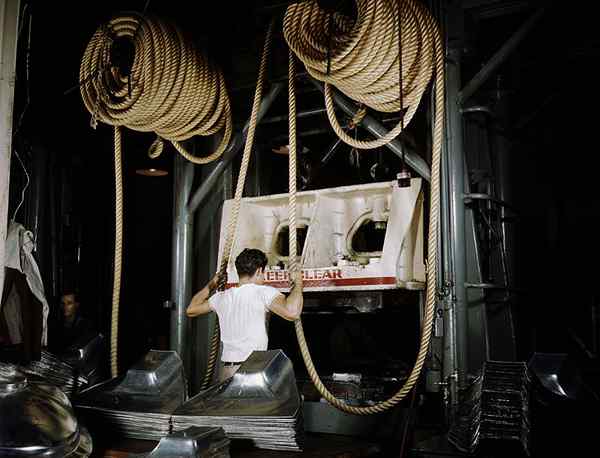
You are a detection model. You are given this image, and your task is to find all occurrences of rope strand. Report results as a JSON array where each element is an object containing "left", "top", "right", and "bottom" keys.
[{"left": 200, "top": 22, "right": 276, "bottom": 390}]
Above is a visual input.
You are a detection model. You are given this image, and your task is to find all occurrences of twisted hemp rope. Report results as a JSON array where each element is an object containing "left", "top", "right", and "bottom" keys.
[
  {"left": 80, "top": 13, "right": 233, "bottom": 377},
  {"left": 198, "top": 23, "right": 275, "bottom": 390}
]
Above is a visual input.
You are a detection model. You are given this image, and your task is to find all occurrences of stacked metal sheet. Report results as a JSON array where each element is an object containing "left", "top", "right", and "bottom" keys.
[
  {"left": 75, "top": 350, "right": 186, "bottom": 440},
  {"left": 172, "top": 350, "right": 304, "bottom": 451},
  {"left": 128, "top": 426, "right": 230, "bottom": 458},
  {"left": 449, "top": 360, "right": 530, "bottom": 455},
  {"left": 0, "top": 350, "right": 88, "bottom": 397}
]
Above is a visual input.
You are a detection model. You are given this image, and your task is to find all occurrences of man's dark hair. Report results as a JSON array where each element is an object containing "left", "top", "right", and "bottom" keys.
[
  {"left": 235, "top": 249, "right": 268, "bottom": 278},
  {"left": 61, "top": 291, "right": 79, "bottom": 302}
]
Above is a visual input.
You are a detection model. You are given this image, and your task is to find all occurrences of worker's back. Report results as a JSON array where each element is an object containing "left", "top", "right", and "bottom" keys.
[{"left": 209, "top": 283, "right": 279, "bottom": 362}]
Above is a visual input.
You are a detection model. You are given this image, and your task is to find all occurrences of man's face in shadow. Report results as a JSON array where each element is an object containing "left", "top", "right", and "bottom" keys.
[{"left": 61, "top": 294, "right": 79, "bottom": 319}]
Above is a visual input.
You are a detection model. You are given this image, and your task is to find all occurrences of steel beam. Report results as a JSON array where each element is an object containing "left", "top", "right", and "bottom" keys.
[
  {"left": 309, "top": 78, "right": 431, "bottom": 182},
  {"left": 446, "top": 48, "right": 469, "bottom": 390},
  {"left": 170, "top": 156, "right": 195, "bottom": 371},
  {"left": 439, "top": 94, "right": 458, "bottom": 407},
  {"left": 261, "top": 107, "right": 326, "bottom": 124},
  {"left": 458, "top": 8, "right": 545, "bottom": 106},
  {"left": 187, "top": 83, "right": 284, "bottom": 215}
]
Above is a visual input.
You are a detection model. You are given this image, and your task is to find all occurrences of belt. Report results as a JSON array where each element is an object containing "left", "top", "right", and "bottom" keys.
[{"left": 222, "top": 361, "right": 243, "bottom": 366}]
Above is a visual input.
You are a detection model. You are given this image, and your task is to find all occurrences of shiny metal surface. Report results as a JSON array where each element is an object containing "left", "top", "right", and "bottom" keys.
[
  {"left": 0, "top": 350, "right": 89, "bottom": 397},
  {"left": 75, "top": 350, "right": 186, "bottom": 440},
  {"left": 128, "top": 427, "right": 230, "bottom": 458},
  {"left": 171, "top": 155, "right": 195, "bottom": 374},
  {"left": 528, "top": 352, "right": 594, "bottom": 400},
  {"left": 62, "top": 334, "right": 104, "bottom": 367},
  {"left": 0, "top": 368, "right": 89, "bottom": 457},
  {"left": 448, "top": 361, "right": 530, "bottom": 455},
  {"left": 172, "top": 350, "right": 303, "bottom": 451}
]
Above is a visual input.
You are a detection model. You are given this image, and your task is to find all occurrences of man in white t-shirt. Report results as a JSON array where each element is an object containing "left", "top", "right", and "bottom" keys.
[{"left": 186, "top": 248, "right": 303, "bottom": 381}]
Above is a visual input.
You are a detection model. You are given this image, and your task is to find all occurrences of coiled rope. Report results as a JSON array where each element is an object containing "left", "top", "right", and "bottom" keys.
[
  {"left": 284, "top": 0, "right": 435, "bottom": 150},
  {"left": 285, "top": 0, "right": 445, "bottom": 414},
  {"left": 80, "top": 13, "right": 233, "bottom": 377}
]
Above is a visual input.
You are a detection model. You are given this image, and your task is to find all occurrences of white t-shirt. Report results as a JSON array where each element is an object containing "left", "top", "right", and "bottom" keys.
[{"left": 209, "top": 283, "right": 281, "bottom": 363}]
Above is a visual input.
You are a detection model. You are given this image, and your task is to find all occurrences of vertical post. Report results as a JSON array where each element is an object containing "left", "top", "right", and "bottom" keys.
[
  {"left": 440, "top": 115, "right": 458, "bottom": 406},
  {"left": 189, "top": 141, "right": 225, "bottom": 395},
  {"left": 171, "top": 155, "right": 195, "bottom": 374},
  {"left": 0, "top": 0, "right": 20, "bottom": 301},
  {"left": 446, "top": 46, "right": 469, "bottom": 390}
]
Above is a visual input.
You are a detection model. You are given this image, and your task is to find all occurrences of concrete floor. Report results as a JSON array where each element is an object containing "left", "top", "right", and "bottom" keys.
[{"left": 92, "top": 434, "right": 387, "bottom": 457}]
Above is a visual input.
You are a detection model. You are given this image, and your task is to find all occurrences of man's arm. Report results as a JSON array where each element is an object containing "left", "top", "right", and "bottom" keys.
[
  {"left": 268, "top": 271, "right": 304, "bottom": 321},
  {"left": 186, "top": 275, "right": 219, "bottom": 317}
]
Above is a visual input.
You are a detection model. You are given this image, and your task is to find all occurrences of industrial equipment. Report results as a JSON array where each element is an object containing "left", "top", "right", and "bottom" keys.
[
  {"left": 173, "top": 350, "right": 304, "bottom": 451},
  {"left": 448, "top": 361, "right": 530, "bottom": 455},
  {"left": 0, "top": 349, "right": 88, "bottom": 397},
  {"left": 127, "top": 427, "right": 230, "bottom": 458},
  {"left": 0, "top": 367, "right": 92, "bottom": 457},
  {"left": 75, "top": 350, "right": 186, "bottom": 440},
  {"left": 218, "top": 179, "right": 425, "bottom": 292}
]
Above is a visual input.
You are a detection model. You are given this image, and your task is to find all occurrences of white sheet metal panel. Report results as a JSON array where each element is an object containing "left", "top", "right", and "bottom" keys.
[{"left": 217, "top": 179, "right": 425, "bottom": 292}]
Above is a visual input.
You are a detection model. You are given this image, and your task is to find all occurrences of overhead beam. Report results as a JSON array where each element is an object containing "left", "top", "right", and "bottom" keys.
[
  {"left": 457, "top": 8, "right": 545, "bottom": 106},
  {"left": 187, "top": 82, "right": 284, "bottom": 215},
  {"left": 309, "top": 78, "right": 431, "bottom": 182}
]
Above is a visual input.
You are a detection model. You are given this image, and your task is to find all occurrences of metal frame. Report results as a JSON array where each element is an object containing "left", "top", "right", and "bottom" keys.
[
  {"left": 172, "top": 77, "right": 438, "bottom": 378},
  {"left": 458, "top": 8, "right": 545, "bottom": 106},
  {"left": 171, "top": 1, "right": 537, "bottom": 396},
  {"left": 437, "top": 0, "right": 538, "bottom": 400},
  {"left": 309, "top": 78, "right": 431, "bottom": 182},
  {"left": 445, "top": 47, "right": 470, "bottom": 391}
]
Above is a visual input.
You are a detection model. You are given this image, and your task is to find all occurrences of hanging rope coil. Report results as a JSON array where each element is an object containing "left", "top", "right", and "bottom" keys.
[
  {"left": 80, "top": 13, "right": 233, "bottom": 377},
  {"left": 80, "top": 13, "right": 232, "bottom": 164},
  {"left": 284, "top": 0, "right": 436, "bottom": 150},
  {"left": 285, "top": 0, "right": 445, "bottom": 414}
]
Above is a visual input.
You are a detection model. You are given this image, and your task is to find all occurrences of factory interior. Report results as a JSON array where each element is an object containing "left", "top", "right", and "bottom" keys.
[{"left": 0, "top": 0, "right": 599, "bottom": 456}]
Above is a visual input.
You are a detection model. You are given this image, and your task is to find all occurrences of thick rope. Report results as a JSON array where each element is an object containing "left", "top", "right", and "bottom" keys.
[
  {"left": 80, "top": 14, "right": 233, "bottom": 377},
  {"left": 200, "top": 314, "right": 221, "bottom": 390},
  {"left": 288, "top": 50, "right": 298, "bottom": 275},
  {"left": 80, "top": 13, "right": 232, "bottom": 163},
  {"left": 284, "top": 0, "right": 435, "bottom": 149},
  {"left": 286, "top": 0, "right": 445, "bottom": 414},
  {"left": 111, "top": 127, "right": 124, "bottom": 378},
  {"left": 198, "top": 23, "right": 275, "bottom": 391},
  {"left": 215, "top": 23, "right": 273, "bottom": 289}
]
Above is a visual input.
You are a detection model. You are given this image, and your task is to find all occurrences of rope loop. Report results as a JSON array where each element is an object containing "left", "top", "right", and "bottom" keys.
[{"left": 285, "top": 0, "right": 446, "bottom": 414}]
